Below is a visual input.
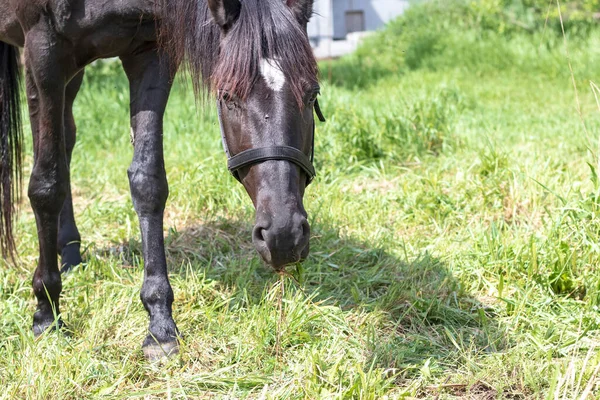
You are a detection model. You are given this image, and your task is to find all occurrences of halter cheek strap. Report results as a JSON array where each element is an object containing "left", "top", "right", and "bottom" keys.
[{"left": 217, "top": 99, "right": 324, "bottom": 185}]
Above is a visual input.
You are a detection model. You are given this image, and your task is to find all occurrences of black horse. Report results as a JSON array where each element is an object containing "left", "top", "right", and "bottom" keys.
[{"left": 0, "top": 0, "right": 322, "bottom": 359}]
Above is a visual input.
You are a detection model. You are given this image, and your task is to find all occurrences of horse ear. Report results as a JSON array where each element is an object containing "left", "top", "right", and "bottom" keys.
[
  {"left": 208, "top": 0, "right": 242, "bottom": 31},
  {"left": 285, "top": 0, "right": 314, "bottom": 25}
]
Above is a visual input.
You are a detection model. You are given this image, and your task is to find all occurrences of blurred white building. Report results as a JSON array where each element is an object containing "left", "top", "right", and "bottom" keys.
[{"left": 308, "top": 0, "right": 410, "bottom": 58}]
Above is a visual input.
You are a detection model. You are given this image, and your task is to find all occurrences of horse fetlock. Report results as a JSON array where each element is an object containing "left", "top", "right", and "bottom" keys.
[
  {"left": 32, "top": 272, "right": 62, "bottom": 302},
  {"left": 32, "top": 270, "right": 66, "bottom": 337},
  {"left": 141, "top": 278, "right": 179, "bottom": 354}
]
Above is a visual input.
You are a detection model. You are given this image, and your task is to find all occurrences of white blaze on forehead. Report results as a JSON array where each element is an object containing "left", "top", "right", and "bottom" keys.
[{"left": 260, "top": 58, "right": 286, "bottom": 92}]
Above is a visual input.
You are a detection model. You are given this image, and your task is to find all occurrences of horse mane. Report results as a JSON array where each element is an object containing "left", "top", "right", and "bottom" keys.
[{"left": 157, "top": 0, "right": 318, "bottom": 106}]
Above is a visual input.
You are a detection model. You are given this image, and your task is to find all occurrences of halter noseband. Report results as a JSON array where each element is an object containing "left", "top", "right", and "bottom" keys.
[{"left": 217, "top": 98, "right": 325, "bottom": 185}]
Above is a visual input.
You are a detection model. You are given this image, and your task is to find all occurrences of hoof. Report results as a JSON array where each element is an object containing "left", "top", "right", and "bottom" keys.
[
  {"left": 33, "top": 316, "right": 65, "bottom": 338},
  {"left": 143, "top": 341, "right": 179, "bottom": 361}
]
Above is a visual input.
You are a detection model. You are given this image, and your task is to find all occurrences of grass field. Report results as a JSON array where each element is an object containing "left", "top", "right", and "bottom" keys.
[{"left": 3, "top": 1, "right": 600, "bottom": 398}]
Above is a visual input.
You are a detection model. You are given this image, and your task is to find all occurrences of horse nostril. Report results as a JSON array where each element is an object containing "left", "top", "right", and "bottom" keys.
[
  {"left": 253, "top": 225, "right": 268, "bottom": 244},
  {"left": 301, "top": 218, "right": 310, "bottom": 239},
  {"left": 253, "top": 223, "right": 273, "bottom": 265}
]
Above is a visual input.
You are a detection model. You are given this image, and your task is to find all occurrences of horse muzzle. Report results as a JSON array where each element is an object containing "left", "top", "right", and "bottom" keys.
[{"left": 252, "top": 210, "right": 310, "bottom": 270}]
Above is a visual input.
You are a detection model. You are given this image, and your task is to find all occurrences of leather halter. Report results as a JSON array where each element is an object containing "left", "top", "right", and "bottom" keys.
[{"left": 217, "top": 98, "right": 325, "bottom": 185}]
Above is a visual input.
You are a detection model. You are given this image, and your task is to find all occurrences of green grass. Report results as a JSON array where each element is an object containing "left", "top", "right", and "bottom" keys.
[{"left": 3, "top": 1, "right": 600, "bottom": 398}]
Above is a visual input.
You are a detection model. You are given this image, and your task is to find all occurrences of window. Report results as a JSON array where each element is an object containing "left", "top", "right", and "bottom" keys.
[{"left": 345, "top": 10, "right": 365, "bottom": 34}]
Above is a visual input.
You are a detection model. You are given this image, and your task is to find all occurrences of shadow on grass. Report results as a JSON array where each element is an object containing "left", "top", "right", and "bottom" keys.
[{"left": 96, "top": 218, "right": 508, "bottom": 390}]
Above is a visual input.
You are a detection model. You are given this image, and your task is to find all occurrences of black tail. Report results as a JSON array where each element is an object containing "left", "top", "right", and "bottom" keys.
[{"left": 0, "top": 42, "right": 23, "bottom": 260}]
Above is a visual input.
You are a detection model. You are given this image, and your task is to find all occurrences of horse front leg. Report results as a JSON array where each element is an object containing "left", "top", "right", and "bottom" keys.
[
  {"left": 58, "top": 70, "right": 84, "bottom": 273},
  {"left": 23, "top": 25, "right": 74, "bottom": 336},
  {"left": 120, "top": 49, "right": 179, "bottom": 360}
]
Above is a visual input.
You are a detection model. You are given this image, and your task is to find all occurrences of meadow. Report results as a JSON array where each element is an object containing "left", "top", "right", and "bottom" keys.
[{"left": 2, "top": 0, "right": 600, "bottom": 398}]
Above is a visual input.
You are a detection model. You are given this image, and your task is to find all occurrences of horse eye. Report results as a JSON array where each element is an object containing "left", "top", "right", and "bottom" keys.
[
  {"left": 221, "top": 91, "right": 237, "bottom": 110},
  {"left": 221, "top": 91, "right": 232, "bottom": 102},
  {"left": 307, "top": 91, "right": 319, "bottom": 105}
]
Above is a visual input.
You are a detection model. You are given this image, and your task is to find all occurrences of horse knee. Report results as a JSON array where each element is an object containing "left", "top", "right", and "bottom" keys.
[
  {"left": 28, "top": 165, "right": 69, "bottom": 215},
  {"left": 128, "top": 162, "right": 168, "bottom": 216}
]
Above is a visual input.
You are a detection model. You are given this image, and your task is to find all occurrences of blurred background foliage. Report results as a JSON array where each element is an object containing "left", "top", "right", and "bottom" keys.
[{"left": 328, "top": 0, "right": 600, "bottom": 88}]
